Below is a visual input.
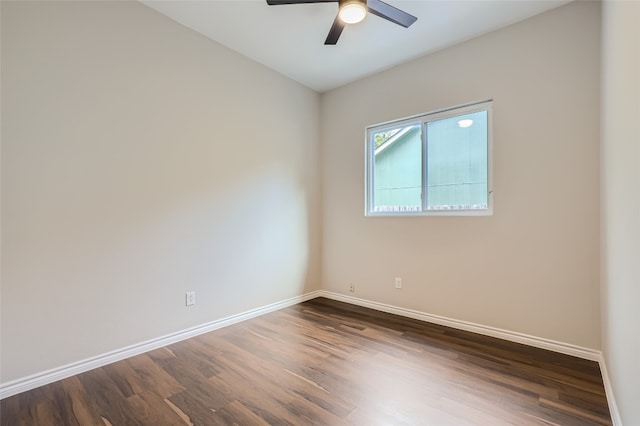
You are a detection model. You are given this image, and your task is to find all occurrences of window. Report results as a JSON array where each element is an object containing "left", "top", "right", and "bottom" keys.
[{"left": 365, "top": 100, "right": 492, "bottom": 216}]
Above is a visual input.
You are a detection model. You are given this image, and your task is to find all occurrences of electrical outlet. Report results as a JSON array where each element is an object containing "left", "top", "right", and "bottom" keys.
[
  {"left": 186, "top": 291, "right": 196, "bottom": 306},
  {"left": 395, "top": 277, "right": 402, "bottom": 289},
  {"left": 349, "top": 283, "right": 355, "bottom": 292}
]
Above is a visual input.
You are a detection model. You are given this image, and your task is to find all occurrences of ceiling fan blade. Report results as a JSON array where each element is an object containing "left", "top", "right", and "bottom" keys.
[
  {"left": 324, "top": 15, "right": 345, "bottom": 45},
  {"left": 266, "top": 0, "right": 337, "bottom": 5},
  {"left": 366, "top": 0, "right": 417, "bottom": 28}
]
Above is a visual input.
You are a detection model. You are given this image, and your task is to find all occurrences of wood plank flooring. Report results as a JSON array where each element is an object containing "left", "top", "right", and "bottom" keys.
[{"left": 1, "top": 297, "right": 612, "bottom": 425}]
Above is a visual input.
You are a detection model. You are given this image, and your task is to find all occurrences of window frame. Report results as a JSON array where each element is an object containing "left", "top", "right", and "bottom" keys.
[{"left": 365, "top": 100, "right": 493, "bottom": 217}]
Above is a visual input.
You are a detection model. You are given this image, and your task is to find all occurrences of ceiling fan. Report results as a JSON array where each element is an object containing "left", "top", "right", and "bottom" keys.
[{"left": 265, "top": 0, "right": 418, "bottom": 45}]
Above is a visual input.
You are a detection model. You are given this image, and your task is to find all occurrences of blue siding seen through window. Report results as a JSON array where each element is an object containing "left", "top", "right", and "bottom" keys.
[
  {"left": 373, "top": 125, "right": 421, "bottom": 212},
  {"left": 426, "top": 111, "right": 488, "bottom": 210}
]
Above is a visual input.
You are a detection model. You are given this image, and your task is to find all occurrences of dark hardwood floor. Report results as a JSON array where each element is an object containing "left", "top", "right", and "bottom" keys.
[{"left": 1, "top": 297, "right": 611, "bottom": 425}]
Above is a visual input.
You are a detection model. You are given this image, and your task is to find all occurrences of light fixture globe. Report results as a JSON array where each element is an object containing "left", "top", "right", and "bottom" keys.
[
  {"left": 458, "top": 119, "right": 474, "bottom": 128},
  {"left": 339, "top": 0, "right": 367, "bottom": 24}
]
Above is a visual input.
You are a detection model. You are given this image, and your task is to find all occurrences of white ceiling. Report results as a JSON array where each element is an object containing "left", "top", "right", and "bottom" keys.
[{"left": 141, "top": 0, "right": 571, "bottom": 93}]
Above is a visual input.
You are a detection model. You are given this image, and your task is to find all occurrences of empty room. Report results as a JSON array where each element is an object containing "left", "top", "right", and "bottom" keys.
[{"left": 1, "top": 0, "right": 638, "bottom": 424}]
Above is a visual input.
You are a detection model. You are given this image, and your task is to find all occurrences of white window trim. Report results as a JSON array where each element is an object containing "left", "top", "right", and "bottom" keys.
[{"left": 365, "top": 100, "right": 493, "bottom": 217}]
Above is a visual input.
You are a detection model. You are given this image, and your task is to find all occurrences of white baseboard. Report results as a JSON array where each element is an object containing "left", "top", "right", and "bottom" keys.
[
  {"left": 0, "top": 290, "right": 323, "bottom": 400},
  {"left": 317, "top": 291, "right": 601, "bottom": 361},
  {"left": 599, "top": 355, "right": 623, "bottom": 426},
  {"left": 2, "top": 287, "right": 614, "bottom": 424}
]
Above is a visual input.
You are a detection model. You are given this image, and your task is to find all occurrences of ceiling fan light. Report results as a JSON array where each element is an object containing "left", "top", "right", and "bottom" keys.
[{"left": 339, "top": 1, "right": 367, "bottom": 24}]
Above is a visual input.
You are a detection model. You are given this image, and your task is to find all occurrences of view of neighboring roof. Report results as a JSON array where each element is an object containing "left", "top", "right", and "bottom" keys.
[{"left": 374, "top": 125, "right": 419, "bottom": 155}]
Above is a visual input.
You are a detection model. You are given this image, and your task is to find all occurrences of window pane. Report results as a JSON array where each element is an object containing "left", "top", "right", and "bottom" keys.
[
  {"left": 372, "top": 124, "right": 422, "bottom": 212},
  {"left": 426, "top": 111, "right": 488, "bottom": 210}
]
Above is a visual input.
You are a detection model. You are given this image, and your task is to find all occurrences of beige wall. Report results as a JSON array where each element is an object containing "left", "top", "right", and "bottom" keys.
[
  {"left": 321, "top": 1, "right": 601, "bottom": 348},
  {"left": 1, "top": 1, "right": 321, "bottom": 383},
  {"left": 601, "top": 1, "right": 640, "bottom": 424}
]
